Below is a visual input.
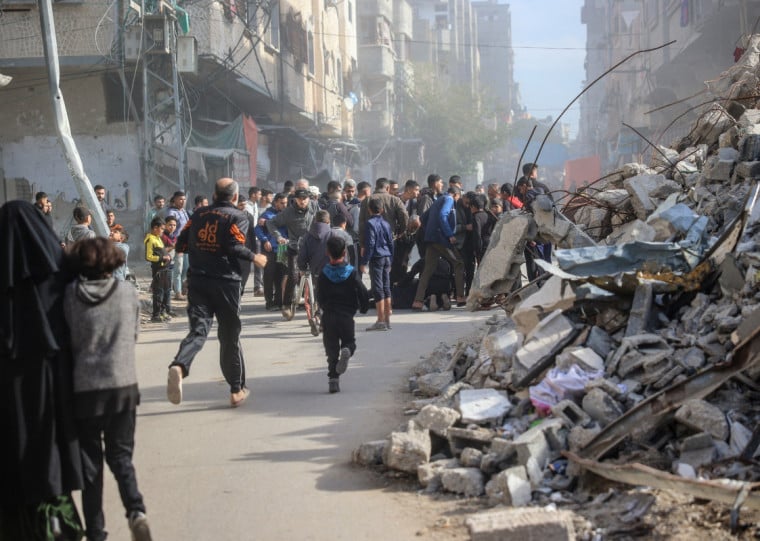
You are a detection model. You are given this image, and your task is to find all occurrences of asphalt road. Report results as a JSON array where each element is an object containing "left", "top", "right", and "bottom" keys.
[{"left": 98, "top": 291, "right": 492, "bottom": 540}]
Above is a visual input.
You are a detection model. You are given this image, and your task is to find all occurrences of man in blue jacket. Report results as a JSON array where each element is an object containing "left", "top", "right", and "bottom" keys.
[{"left": 412, "top": 186, "right": 465, "bottom": 310}]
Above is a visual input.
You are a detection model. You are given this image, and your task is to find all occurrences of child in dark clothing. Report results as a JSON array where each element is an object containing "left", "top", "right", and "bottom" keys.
[
  {"left": 144, "top": 217, "right": 172, "bottom": 322},
  {"left": 359, "top": 198, "right": 394, "bottom": 331},
  {"left": 317, "top": 236, "right": 369, "bottom": 393}
]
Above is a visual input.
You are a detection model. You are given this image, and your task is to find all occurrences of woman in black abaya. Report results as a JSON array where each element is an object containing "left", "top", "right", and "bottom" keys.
[{"left": 0, "top": 200, "right": 84, "bottom": 539}]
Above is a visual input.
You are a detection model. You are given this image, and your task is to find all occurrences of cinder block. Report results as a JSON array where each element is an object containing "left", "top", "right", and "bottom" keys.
[
  {"left": 551, "top": 399, "right": 592, "bottom": 427},
  {"left": 466, "top": 508, "right": 576, "bottom": 541}
]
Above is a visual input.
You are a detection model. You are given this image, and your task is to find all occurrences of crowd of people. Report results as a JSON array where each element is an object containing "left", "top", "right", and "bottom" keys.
[{"left": 1, "top": 167, "right": 554, "bottom": 539}]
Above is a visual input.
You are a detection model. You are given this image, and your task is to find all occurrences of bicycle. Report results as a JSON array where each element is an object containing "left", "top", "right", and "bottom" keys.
[{"left": 290, "top": 269, "right": 321, "bottom": 336}]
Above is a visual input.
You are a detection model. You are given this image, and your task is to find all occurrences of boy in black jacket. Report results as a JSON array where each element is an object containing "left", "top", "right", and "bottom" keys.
[{"left": 317, "top": 236, "right": 369, "bottom": 393}]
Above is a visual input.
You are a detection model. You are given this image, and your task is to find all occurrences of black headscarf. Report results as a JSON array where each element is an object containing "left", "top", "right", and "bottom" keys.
[{"left": 0, "top": 200, "right": 82, "bottom": 505}]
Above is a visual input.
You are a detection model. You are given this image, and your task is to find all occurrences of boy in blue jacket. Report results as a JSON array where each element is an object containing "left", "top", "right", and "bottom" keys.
[
  {"left": 359, "top": 198, "right": 394, "bottom": 331},
  {"left": 317, "top": 236, "right": 369, "bottom": 393}
]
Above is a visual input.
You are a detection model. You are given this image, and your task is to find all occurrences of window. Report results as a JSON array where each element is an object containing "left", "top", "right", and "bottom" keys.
[
  {"left": 336, "top": 58, "right": 343, "bottom": 94},
  {"left": 307, "top": 31, "right": 315, "bottom": 75},
  {"left": 324, "top": 47, "right": 330, "bottom": 77},
  {"left": 265, "top": 1, "right": 280, "bottom": 50}
]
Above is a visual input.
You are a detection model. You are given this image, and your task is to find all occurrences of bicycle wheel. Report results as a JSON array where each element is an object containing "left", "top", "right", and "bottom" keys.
[{"left": 303, "top": 275, "right": 320, "bottom": 336}]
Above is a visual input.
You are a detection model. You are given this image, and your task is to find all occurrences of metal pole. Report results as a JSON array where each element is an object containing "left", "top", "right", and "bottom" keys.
[
  {"left": 142, "top": 0, "right": 151, "bottom": 201},
  {"left": 171, "top": 19, "right": 185, "bottom": 191},
  {"left": 38, "top": 0, "right": 109, "bottom": 236}
]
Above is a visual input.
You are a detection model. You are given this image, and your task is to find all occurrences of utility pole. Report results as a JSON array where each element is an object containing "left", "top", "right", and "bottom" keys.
[
  {"left": 141, "top": 4, "right": 186, "bottom": 200},
  {"left": 38, "top": 0, "right": 109, "bottom": 236}
]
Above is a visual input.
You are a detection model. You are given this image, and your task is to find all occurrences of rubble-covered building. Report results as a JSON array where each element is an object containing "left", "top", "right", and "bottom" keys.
[{"left": 354, "top": 34, "right": 760, "bottom": 539}]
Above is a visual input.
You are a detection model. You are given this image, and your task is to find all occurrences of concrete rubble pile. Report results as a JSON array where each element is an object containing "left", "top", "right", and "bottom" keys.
[{"left": 354, "top": 38, "right": 760, "bottom": 538}]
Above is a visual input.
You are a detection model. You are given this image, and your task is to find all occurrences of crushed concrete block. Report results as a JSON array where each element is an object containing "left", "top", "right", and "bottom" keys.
[
  {"left": 675, "top": 399, "right": 729, "bottom": 441},
  {"left": 440, "top": 467, "right": 485, "bottom": 497},
  {"left": 466, "top": 508, "right": 576, "bottom": 541},
  {"left": 513, "top": 425, "right": 550, "bottom": 469},
  {"left": 625, "top": 282, "right": 653, "bottom": 337},
  {"left": 674, "top": 347, "right": 705, "bottom": 370},
  {"left": 624, "top": 174, "right": 665, "bottom": 219},
  {"left": 415, "top": 371, "right": 454, "bottom": 397},
  {"left": 585, "top": 326, "right": 612, "bottom": 359},
  {"left": 512, "top": 275, "right": 576, "bottom": 335},
  {"left": 460, "top": 447, "right": 484, "bottom": 468},
  {"left": 480, "top": 449, "right": 517, "bottom": 475},
  {"left": 738, "top": 109, "right": 760, "bottom": 127},
  {"left": 414, "top": 404, "right": 461, "bottom": 437},
  {"left": 585, "top": 378, "right": 626, "bottom": 400},
  {"left": 703, "top": 155, "right": 734, "bottom": 181},
  {"left": 448, "top": 426, "right": 495, "bottom": 456},
  {"left": 352, "top": 440, "right": 386, "bottom": 466},
  {"left": 565, "top": 347, "right": 604, "bottom": 372},
  {"left": 484, "top": 466, "right": 532, "bottom": 507},
  {"left": 568, "top": 424, "right": 601, "bottom": 452},
  {"left": 457, "top": 388, "right": 512, "bottom": 424},
  {"left": 606, "top": 218, "right": 657, "bottom": 244},
  {"left": 552, "top": 399, "right": 592, "bottom": 428},
  {"left": 734, "top": 160, "right": 760, "bottom": 179},
  {"left": 418, "top": 458, "right": 460, "bottom": 489},
  {"left": 525, "top": 456, "right": 543, "bottom": 488},
  {"left": 674, "top": 462, "right": 697, "bottom": 479},
  {"left": 678, "top": 433, "right": 716, "bottom": 468},
  {"left": 482, "top": 327, "right": 523, "bottom": 364},
  {"left": 739, "top": 134, "right": 760, "bottom": 161},
  {"left": 582, "top": 388, "right": 624, "bottom": 428},
  {"left": 383, "top": 420, "right": 431, "bottom": 474},
  {"left": 514, "top": 310, "right": 576, "bottom": 385}
]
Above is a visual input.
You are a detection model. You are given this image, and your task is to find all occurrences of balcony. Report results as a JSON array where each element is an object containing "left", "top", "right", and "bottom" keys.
[
  {"left": 358, "top": 44, "right": 395, "bottom": 81},
  {"left": 355, "top": 109, "right": 393, "bottom": 140},
  {"left": 357, "top": 0, "right": 393, "bottom": 22}
]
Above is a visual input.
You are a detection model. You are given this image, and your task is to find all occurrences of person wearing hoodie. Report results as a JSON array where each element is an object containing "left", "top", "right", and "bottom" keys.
[
  {"left": 65, "top": 205, "right": 96, "bottom": 245},
  {"left": 266, "top": 188, "right": 316, "bottom": 320},
  {"left": 297, "top": 210, "right": 333, "bottom": 280},
  {"left": 316, "top": 236, "right": 369, "bottom": 393},
  {"left": 63, "top": 237, "right": 152, "bottom": 541}
]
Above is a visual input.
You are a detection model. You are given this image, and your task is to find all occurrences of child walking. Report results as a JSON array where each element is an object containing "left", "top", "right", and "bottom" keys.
[
  {"left": 144, "top": 217, "right": 172, "bottom": 322},
  {"left": 317, "top": 236, "right": 369, "bottom": 393},
  {"left": 359, "top": 198, "right": 394, "bottom": 331},
  {"left": 63, "top": 237, "right": 152, "bottom": 541}
]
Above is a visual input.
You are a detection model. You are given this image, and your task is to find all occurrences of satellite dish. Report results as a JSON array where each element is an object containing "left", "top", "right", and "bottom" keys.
[{"left": 343, "top": 96, "right": 355, "bottom": 111}]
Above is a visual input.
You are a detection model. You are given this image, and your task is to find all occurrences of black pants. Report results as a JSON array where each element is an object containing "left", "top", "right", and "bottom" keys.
[
  {"left": 171, "top": 275, "right": 246, "bottom": 393},
  {"left": 391, "top": 236, "right": 416, "bottom": 284},
  {"left": 78, "top": 409, "right": 145, "bottom": 541},
  {"left": 150, "top": 264, "right": 172, "bottom": 317},
  {"left": 282, "top": 246, "right": 299, "bottom": 307},
  {"left": 263, "top": 251, "right": 286, "bottom": 308},
  {"left": 322, "top": 311, "right": 356, "bottom": 378}
]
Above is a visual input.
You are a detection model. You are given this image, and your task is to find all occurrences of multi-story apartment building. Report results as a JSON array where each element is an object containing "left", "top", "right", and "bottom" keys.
[
  {"left": 0, "top": 0, "right": 358, "bottom": 235},
  {"left": 581, "top": 0, "right": 760, "bottom": 169}
]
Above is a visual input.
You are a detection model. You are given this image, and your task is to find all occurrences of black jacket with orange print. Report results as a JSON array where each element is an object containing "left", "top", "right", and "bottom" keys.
[{"left": 176, "top": 201, "right": 254, "bottom": 281}]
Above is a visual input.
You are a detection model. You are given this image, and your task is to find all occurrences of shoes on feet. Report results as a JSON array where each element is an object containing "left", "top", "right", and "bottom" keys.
[
  {"left": 441, "top": 295, "right": 451, "bottom": 311},
  {"left": 328, "top": 378, "right": 340, "bottom": 394},
  {"left": 166, "top": 310, "right": 179, "bottom": 318},
  {"left": 128, "top": 511, "right": 152, "bottom": 541},
  {"left": 282, "top": 307, "right": 294, "bottom": 321},
  {"left": 150, "top": 316, "right": 163, "bottom": 323},
  {"left": 254, "top": 288, "right": 265, "bottom": 297},
  {"left": 411, "top": 301, "right": 424, "bottom": 311},
  {"left": 167, "top": 366, "right": 183, "bottom": 405},
  {"left": 365, "top": 321, "right": 387, "bottom": 332},
  {"left": 309, "top": 318, "right": 320, "bottom": 336},
  {"left": 429, "top": 295, "right": 439, "bottom": 312},
  {"left": 456, "top": 296, "right": 467, "bottom": 307},
  {"left": 336, "top": 347, "right": 351, "bottom": 375},
  {"left": 174, "top": 293, "right": 186, "bottom": 301},
  {"left": 160, "top": 313, "right": 172, "bottom": 322},
  {"left": 230, "top": 387, "right": 250, "bottom": 407},
  {"left": 385, "top": 321, "right": 392, "bottom": 330}
]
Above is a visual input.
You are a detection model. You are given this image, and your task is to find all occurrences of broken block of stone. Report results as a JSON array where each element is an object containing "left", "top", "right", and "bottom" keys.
[
  {"left": 674, "top": 347, "right": 706, "bottom": 371},
  {"left": 447, "top": 426, "right": 495, "bottom": 456},
  {"left": 585, "top": 378, "right": 626, "bottom": 400},
  {"left": 734, "top": 160, "right": 760, "bottom": 179},
  {"left": 558, "top": 347, "right": 605, "bottom": 373},
  {"left": 585, "top": 326, "right": 612, "bottom": 359},
  {"left": 457, "top": 388, "right": 512, "bottom": 425},
  {"left": 417, "top": 458, "right": 460, "bottom": 490},
  {"left": 485, "top": 466, "right": 532, "bottom": 507},
  {"left": 460, "top": 447, "right": 484, "bottom": 468},
  {"left": 513, "top": 276, "right": 576, "bottom": 335},
  {"left": 606, "top": 219, "right": 657, "bottom": 244},
  {"left": 513, "top": 310, "right": 576, "bottom": 386},
  {"left": 440, "top": 467, "right": 485, "bottom": 497},
  {"left": 552, "top": 399, "right": 592, "bottom": 428},
  {"left": 675, "top": 399, "right": 729, "bottom": 441},
  {"left": 513, "top": 425, "right": 551, "bottom": 469},
  {"left": 674, "top": 462, "right": 697, "bottom": 479},
  {"left": 352, "top": 440, "right": 386, "bottom": 466},
  {"left": 678, "top": 432, "right": 716, "bottom": 468},
  {"left": 568, "top": 424, "right": 602, "bottom": 453},
  {"left": 383, "top": 420, "right": 431, "bottom": 474},
  {"left": 524, "top": 456, "right": 543, "bottom": 488},
  {"left": 624, "top": 174, "right": 665, "bottom": 219},
  {"left": 739, "top": 133, "right": 760, "bottom": 161},
  {"left": 702, "top": 154, "right": 735, "bottom": 181},
  {"left": 414, "top": 404, "right": 461, "bottom": 437},
  {"left": 625, "top": 282, "right": 653, "bottom": 337},
  {"left": 482, "top": 326, "right": 523, "bottom": 364},
  {"left": 466, "top": 508, "right": 577, "bottom": 541},
  {"left": 415, "top": 371, "right": 454, "bottom": 398},
  {"left": 582, "top": 388, "right": 624, "bottom": 428}
]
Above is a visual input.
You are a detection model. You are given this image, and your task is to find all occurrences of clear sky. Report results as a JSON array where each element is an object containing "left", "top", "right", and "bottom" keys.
[{"left": 507, "top": 0, "right": 586, "bottom": 139}]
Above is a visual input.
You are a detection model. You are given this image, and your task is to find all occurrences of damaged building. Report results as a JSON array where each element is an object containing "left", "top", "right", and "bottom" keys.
[{"left": 354, "top": 32, "right": 760, "bottom": 541}]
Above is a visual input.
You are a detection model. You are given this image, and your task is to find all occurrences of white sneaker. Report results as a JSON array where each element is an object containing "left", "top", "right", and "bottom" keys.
[
  {"left": 128, "top": 511, "right": 152, "bottom": 541},
  {"left": 167, "top": 366, "right": 183, "bottom": 405},
  {"left": 365, "top": 321, "right": 388, "bottom": 332}
]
